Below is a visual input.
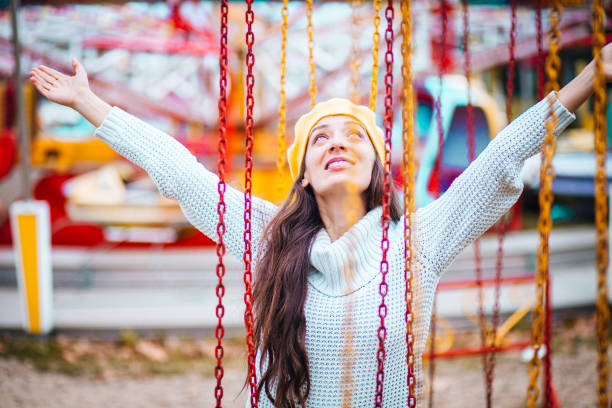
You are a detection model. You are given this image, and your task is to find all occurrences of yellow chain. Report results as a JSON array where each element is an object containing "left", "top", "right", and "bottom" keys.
[
  {"left": 370, "top": 0, "right": 382, "bottom": 112},
  {"left": 349, "top": 0, "right": 364, "bottom": 104},
  {"left": 306, "top": 0, "right": 317, "bottom": 108},
  {"left": 593, "top": 1, "right": 610, "bottom": 406},
  {"left": 276, "top": 0, "right": 289, "bottom": 203},
  {"left": 401, "top": 0, "right": 416, "bottom": 405},
  {"left": 527, "top": 1, "right": 562, "bottom": 406},
  {"left": 341, "top": 181, "right": 360, "bottom": 408}
]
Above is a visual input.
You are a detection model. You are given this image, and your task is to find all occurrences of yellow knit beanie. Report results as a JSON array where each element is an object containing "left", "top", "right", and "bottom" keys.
[{"left": 286, "top": 98, "right": 386, "bottom": 180}]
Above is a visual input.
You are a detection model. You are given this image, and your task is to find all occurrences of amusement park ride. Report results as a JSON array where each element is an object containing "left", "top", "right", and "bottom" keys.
[{"left": 1, "top": 0, "right": 611, "bottom": 407}]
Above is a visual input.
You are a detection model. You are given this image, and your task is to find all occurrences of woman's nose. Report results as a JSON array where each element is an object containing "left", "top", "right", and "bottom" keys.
[{"left": 328, "top": 134, "right": 347, "bottom": 152}]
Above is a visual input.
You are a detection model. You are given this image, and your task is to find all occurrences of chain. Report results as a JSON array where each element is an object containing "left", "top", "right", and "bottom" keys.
[
  {"left": 461, "top": 1, "right": 490, "bottom": 405},
  {"left": 370, "top": 0, "right": 382, "bottom": 112},
  {"left": 277, "top": 0, "right": 289, "bottom": 203},
  {"left": 527, "top": 1, "right": 562, "bottom": 406},
  {"left": 349, "top": 0, "right": 364, "bottom": 104},
  {"left": 536, "top": 0, "right": 545, "bottom": 100},
  {"left": 429, "top": 2, "right": 448, "bottom": 404},
  {"left": 431, "top": 0, "right": 447, "bottom": 199},
  {"left": 306, "top": 0, "right": 316, "bottom": 108},
  {"left": 374, "top": 2, "right": 394, "bottom": 406},
  {"left": 341, "top": 182, "right": 360, "bottom": 408},
  {"left": 401, "top": 0, "right": 416, "bottom": 406},
  {"left": 244, "top": 1, "right": 258, "bottom": 406},
  {"left": 593, "top": 1, "right": 610, "bottom": 406},
  {"left": 484, "top": 0, "right": 519, "bottom": 403},
  {"left": 213, "top": 1, "right": 229, "bottom": 405}
]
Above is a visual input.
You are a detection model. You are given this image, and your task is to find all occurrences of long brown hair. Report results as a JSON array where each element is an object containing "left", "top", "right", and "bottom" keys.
[{"left": 252, "top": 157, "right": 401, "bottom": 407}]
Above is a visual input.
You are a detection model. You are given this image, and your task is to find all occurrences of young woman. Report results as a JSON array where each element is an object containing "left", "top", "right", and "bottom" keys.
[{"left": 30, "top": 43, "right": 612, "bottom": 407}]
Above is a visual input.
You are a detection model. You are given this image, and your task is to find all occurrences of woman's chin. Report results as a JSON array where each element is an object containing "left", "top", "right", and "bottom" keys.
[{"left": 313, "top": 175, "right": 367, "bottom": 195}]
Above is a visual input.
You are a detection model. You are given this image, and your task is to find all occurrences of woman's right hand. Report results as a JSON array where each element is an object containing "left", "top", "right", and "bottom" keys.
[
  {"left": 29, "top": 58, "right": 90, "bottom": 109},
  {"left": 29, "top": 58, "right": 111, "bottom": 128}
]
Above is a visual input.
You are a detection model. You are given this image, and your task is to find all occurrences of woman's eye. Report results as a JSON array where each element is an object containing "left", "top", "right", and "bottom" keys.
[
  {"left": 348, "top": 131, "right": 362, "bottom": 139},
  {"left": 313, "top": 134, "right": 327, "bottom": 143}
]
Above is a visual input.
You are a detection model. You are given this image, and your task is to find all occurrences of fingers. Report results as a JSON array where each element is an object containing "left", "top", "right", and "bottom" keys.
[
  {"left": 38, "top": 65, "right": 64, "bottom": 80},
  {"left": 31, "top": 67, "right": 56, "bottom": 87},
  {"left": 29, "top": 75, "right": 52, "bottom": 96},
  {"left": 72, "top": 58, "right": 86, "bottom": 77}
]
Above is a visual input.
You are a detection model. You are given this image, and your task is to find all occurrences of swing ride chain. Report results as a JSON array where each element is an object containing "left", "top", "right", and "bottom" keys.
[
  {"left": 214, "top": 1, "right": 229, "bottom": 406},
  {"left": 432, "top": 0, "right": 448, "bottom": 199},
  {"left": 306, "top": 0, "right": 317, "bottom": 108},
  {"left": 370, "top": 0, "right": 382, "bottom": 112},
  {"left": 461, "top": 1, "right": 490, "bottom": 405},
  {"left": 593, "top": 1, "right": 610, "bottom": 406},
  {"left": 277, "top": 0, "right": 289, "bottom": 202},
  {"left": 485, "top": 0, "right": 518, "bottom": 402},
  {"left": 244, "top": 1, "right": 259, "bottom": 406},
  {"left": 374, "top": 2, "right": 394, "bottom": 406},
  {"left": 429, "top": 3, "right": 448, "bottom": 405},
  {"left": 536, "top": 0, "right": 545, "bottom": 100},
  {"left": 527, "top": 1, "right": 562, "bottom": 407},
  {"left": 400, "top": 0, "right": 416, "bottom": 406}
]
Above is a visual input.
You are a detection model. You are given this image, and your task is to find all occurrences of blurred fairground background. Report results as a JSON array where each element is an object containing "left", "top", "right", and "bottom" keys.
[{"left": 1, "top": 0, "right": 612, "bottom": 407}]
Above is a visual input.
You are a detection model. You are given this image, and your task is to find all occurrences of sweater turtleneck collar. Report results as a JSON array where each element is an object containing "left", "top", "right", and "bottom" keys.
[{"left": 308, "top": 206, "right": 385, "bottom": 296}]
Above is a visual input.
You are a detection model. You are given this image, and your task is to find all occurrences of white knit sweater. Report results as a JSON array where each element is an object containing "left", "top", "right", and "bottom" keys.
[{"left": 95, "top": 92, "right": 574, "bottom": 407}]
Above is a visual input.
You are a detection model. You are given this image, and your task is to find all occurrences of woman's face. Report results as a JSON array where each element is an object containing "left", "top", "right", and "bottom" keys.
[{"left": 301, "top": 114, "right": 376, "bottom": 197}]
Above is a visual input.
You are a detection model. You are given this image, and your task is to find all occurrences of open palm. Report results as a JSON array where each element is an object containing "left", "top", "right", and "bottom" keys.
[{"left": 29, "top": 59, "right": 90, "bottom": 108}]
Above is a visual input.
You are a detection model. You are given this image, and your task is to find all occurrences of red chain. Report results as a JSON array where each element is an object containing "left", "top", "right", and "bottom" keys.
[
  {"left": 243, "top": 1, "right": 258, "bottom": 406},
  {"left": 214, "top": 1, "right": 229, "bottom": 406},
  {"left": 429, "top": 2, "right": 448, "bottom": 406},
  {"left": 461, "top": 2, "right": 490, "bottom": 406},
  {"left": 536, "top": 0, "right": 545, "bottom": 100},
  {"left": 374, "top": 2, "right": 394, "bottom": 406}
]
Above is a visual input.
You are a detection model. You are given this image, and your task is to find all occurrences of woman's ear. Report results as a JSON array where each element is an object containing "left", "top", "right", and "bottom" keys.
[{"left": 301, "top": 177, "right": 309, "bottom": 188}]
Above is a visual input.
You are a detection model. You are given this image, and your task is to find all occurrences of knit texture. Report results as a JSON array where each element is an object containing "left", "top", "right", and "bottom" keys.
[{"left": 95, "top": 92, "right": 574, "bottom": 407}]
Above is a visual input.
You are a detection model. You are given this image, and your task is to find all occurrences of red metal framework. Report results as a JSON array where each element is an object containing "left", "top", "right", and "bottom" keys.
[
  {"left": 374, "top": 1, "right": 394, "bottom": 406},
  {"left": 213, "top": 1, "right": 229, "bottom": 406}
]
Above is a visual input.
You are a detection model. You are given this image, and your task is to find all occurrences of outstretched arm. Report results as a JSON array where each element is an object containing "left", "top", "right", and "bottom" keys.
[
  {"left": 30, "top": 59, "right": 278, "bottom": 261},
  {"left": 415, "top": 43, "right": 612, "bottom": 276}
]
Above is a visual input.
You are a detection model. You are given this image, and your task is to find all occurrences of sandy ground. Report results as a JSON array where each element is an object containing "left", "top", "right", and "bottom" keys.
[
  {"left": 1, "top": 346, "right": 609, "bottom": 407},
  {"left": 0, "top": 317, "right": 610, "bottom": 407}
]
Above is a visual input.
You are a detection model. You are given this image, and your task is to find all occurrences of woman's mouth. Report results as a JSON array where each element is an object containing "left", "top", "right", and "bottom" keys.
[{"left": 325, "top": 158, "right": 352, "bottom": 170}]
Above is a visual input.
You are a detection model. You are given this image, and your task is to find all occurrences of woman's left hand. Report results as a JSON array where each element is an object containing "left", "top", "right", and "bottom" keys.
[{"left": 558, "top": 42, "right": 611, "bottom": 113}]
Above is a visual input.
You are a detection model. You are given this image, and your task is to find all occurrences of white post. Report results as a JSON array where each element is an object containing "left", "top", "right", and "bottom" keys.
[{"left": 10, "top": 200, "right": 53, "bottom": 334}]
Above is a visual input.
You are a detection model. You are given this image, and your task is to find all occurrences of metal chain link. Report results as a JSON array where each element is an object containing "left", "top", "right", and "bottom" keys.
[
  {"left": 527, "top": 1, "right": 562, "bottom": 406},
  {"left": 429, "top": 2, "right": 448, "bottom": 405},
  {"left": 374, "top": 2, "right": 394, "bottom": 406},
  {"left": 276, "top": 0, "right": 289, "bottom": 203},
  {"left": 244, "top": 1, "right": 258, "bottom": 406},
  {"left": 341, "top": 181, "right": 360, "bottom": 408},
  {"left": 593, "top": 1, "right": 610, "bottom": 406},
  {"left": 484, "top": 1, "right": 518, "bottom": 403},
  {"left": 401, "top": 0, "right": 416, "bottom": 406},
  {"left": 214, "top": 1, "right": 229, "bottom": 405},
  {"left": 370, "top": 0, "right": 382, "bottom": 112},
  {"left": 306, "top": 0, "right": 317, "bottom": 108},
  {"left": 461, "top": 2, "right": 489, "bottom": 406}
]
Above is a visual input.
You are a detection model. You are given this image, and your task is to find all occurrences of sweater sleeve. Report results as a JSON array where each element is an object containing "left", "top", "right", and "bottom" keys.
[
  {"left": 94, "top": 106, "right": 278, "bottom": 261},
  {"left": 415, "top": 91, "right": 575, "bottom": 276}
]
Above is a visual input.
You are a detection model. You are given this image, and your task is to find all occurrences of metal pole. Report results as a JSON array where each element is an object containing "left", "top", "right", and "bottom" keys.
[{"left": 10, "top": 0, "right": 31, "bottom": 201}]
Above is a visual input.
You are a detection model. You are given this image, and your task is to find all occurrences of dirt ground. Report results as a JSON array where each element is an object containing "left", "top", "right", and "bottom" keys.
[{"left": 0, "top": 315, "right": 610, "bottom": 407}]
